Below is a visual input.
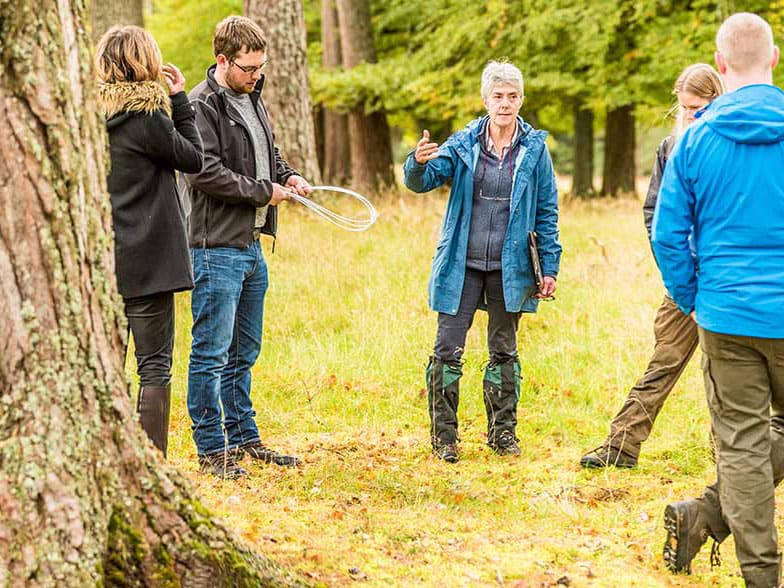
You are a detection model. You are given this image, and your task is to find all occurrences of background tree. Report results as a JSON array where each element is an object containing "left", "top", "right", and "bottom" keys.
[
  {"left": 335, "top": 0, "right": 395, "bottom": 192},
  {"left": 320, "top": 0, "right": 351, "bottom": 184},
  {"left": 246, "top": 0, "right": 322, "bottom": 182},
  {"left": 0, "top": 2, "right": 304, "bottom": 584},
  {"left": 90, "top": 0, "right": 144, "bottom": 40}
]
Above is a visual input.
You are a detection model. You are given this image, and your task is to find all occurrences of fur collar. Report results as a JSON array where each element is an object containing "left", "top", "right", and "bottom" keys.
[{"left": 98, "top": 81, "right": 171, "bottom": 119}]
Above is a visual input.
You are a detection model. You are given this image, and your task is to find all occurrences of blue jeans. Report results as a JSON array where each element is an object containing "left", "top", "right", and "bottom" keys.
[{"left": 188, "top": 241, "right": 267, "bottom": 456}]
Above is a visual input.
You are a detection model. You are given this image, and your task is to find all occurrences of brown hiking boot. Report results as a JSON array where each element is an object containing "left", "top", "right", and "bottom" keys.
[
  {"left": 198, "top": 449, "right": 248, "bottom": 480},
  {"left": 240, "top": 441, "right": 301, "bottom": 467},
  {"left": 663, "top": 499, "right": 716, "bottom": 573},
  {"left": 580, "top": 444, "right": 637, "bottom": 469}
]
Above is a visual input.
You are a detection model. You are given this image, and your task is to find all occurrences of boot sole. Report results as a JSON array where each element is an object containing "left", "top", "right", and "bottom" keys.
[{"left": 663, "top": 503, "right": 692, "bottom": 573}]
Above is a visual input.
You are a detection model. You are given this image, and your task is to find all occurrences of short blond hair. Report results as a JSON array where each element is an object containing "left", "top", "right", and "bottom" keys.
[
  {"left": 716, "top": 13, "right": 775, "bottom": 73},
  {"left": 95, "top": 26, "right": 162, "bottom": 84},
  {"left": 213, "top": 16, "right": 267, "bottom": 60}
]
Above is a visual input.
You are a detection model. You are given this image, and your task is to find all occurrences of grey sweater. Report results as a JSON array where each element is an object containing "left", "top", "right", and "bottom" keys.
[{"left": 466, "top": 124, "right": 522, "bottom": 271}]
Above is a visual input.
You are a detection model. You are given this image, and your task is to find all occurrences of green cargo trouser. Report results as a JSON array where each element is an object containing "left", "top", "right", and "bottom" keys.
[
  {"left": 700, "top": 327, "right": 784, "bottom": 587},
  {"left": 605, "top": 295, "right": 699, "bottom": 458}
]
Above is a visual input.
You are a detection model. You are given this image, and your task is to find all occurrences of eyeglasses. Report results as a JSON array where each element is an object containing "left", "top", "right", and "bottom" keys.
[{"left": 230, "top": 59, "right": 269, "bottom": 74}]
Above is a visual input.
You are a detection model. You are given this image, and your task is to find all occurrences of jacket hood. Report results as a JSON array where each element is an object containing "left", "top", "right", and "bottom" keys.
[
  {"left": 100, "top": 80, "right": 171, "bottom": 124},
  {"left": 205, "top": 64, "right": 266, "bottom": 97},
  {"left": 701, "top": 84, "right": 784, "bottom": 145}
]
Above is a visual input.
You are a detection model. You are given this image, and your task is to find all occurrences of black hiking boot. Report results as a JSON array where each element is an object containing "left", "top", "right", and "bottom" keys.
[
  {"left": 427, "top": 356, "right": 461, "bottom": 457},
  {"left": 490, "top": 429, "right": 521, "bottom": 456},
  {"left": 483, "top": 358, "right": 520, "bottom": 448},
  {"left": 240, "top": 441, "right": 301, "bottom": 467},
  {"left": 433, "top": 440, "right": 459, "bottom": 463},
  {"left": 199, "top": 449, "right": 248, "bottom": 480},
  {"left": 663, "top": 499, "right": 716, "bottom": 573},
  {"left": 580, "top": 444, "right": 638, "bottom": 469}
]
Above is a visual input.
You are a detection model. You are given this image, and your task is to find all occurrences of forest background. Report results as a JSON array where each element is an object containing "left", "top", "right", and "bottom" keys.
[{"left": 5, "top": 1, "right": 784, "bottom": 587}]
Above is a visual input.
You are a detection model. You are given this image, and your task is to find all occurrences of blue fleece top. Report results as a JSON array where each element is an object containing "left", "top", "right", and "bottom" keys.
[{"left": 652, "top": 84, "right": 784, "bottom": 338}]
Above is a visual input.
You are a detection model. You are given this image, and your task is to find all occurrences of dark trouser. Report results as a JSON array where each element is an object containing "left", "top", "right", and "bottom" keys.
[
  {"left": 429, "top": 269, "right": 521, "bottom": 445},
  {"left": 124, "top": 291, "right": 175, "bottom": 387},
  {"left": 698, "top": 327, "right": 784, "bottom": 587},
  {"left": 605, "top": 295, "right": 698, "bottom": 458}
]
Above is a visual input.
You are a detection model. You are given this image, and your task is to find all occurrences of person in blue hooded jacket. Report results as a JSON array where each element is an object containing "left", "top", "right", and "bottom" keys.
[
  {"left": 654, "top": 13, "right": 784, "bottom": 587},
  {"left": 403, "top": 60, "right": 561, "bottom": 463}
]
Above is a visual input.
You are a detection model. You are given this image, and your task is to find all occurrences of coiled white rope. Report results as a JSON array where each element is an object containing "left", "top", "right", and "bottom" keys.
[{"left": 289, "top": 185, "right": 377, "bottom": 232}]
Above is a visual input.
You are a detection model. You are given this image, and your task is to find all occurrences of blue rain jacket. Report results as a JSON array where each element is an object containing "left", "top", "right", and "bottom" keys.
[
  {"left": 403, "top": 116, "right": 561, "bottom": 315},
  {"left": 652, "top": 84, "right": 784, "bottom": 338}
]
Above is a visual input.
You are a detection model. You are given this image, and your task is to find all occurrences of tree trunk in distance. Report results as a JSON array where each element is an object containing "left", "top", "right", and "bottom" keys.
[
  {"left": 335, "top": 0, "right": 395, "bottom": 192},
  {"left": 246, "top": 0, "right": 322, "bottom": 183},
  {"left": 321, "top": 0, "right": 351, "bottom": 185},
  {"left": 601, "top": 104, "right": 636, "bottom": 197},
  {"left": 90, "top": 0, "right": 143, "bottom": 41},
  {"left": 572, "top": 101, "right": 595, "bottom": 198},
  {"left": 0, "top": 2, "right": 306, "bottom": 585}
]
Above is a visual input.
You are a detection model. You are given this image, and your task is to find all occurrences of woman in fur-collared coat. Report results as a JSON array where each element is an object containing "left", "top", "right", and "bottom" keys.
[{"left": 96, "top": 25, "right": 203, "bottom": 457}]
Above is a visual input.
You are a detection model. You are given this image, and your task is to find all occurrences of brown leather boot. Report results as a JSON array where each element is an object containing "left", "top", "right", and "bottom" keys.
[{"left": 137, "top": 385, "right": 171, "bottom": 458}]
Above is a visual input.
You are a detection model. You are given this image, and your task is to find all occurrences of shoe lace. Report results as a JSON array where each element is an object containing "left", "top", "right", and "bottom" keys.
[
  {"left": 710, "top": 540, "right": 722, "bottom": 569},
  {"left": 497, "top": 430, "right": 517, "bottom": 447}
]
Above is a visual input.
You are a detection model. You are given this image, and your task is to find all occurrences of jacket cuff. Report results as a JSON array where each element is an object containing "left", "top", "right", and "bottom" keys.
[{"left": 171, "top": 92, "right": 196, "bottom": 122}]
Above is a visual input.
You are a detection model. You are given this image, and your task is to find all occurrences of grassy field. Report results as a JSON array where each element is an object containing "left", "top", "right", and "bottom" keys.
[{"left": 130, "top": 189, "right": 759, "bottom": 587}]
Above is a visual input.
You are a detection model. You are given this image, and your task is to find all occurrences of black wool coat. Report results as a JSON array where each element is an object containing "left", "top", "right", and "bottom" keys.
[{"left": 101, "top": 81, "right": 204, "bottom": 299}]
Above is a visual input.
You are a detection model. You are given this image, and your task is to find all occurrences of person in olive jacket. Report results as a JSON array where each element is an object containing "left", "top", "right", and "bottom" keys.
[{"left": 96, "top": 26, "right": 204, "bottom": 458}]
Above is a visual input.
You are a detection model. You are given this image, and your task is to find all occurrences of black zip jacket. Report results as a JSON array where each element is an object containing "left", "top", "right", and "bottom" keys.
[{"left": 183, "top": 65, "right": 298, "bottom": 249}]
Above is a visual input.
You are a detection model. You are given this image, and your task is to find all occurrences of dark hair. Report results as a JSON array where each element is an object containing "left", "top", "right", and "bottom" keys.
[{"left": 213, "top": 16, "right": 267, "bottom": 60}]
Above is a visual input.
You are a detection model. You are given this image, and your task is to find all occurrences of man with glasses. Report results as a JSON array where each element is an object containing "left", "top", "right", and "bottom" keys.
[{"left": 182, "top": 15, "right": 311, "bottom": 479}]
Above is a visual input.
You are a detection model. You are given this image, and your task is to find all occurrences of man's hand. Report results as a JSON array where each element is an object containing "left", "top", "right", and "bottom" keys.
[
  {"left": 286, "top": 175, "right": 312, "bottom": 196},
  {"left": 269, "top": 183, "right": 295, "bottom": 206},
  {"left": 536, "top": 276, "right": 557, "bottom": 299},
  {"left": 162, "top": 63, "right": 186, "bottom": 96},
  {"left": 414, "top": 129, "right": 440, "bottom": 165}
]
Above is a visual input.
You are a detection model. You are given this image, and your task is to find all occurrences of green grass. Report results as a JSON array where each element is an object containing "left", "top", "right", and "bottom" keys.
[{"left": 130, "top": 191, "right": 753, "bottom": 586}]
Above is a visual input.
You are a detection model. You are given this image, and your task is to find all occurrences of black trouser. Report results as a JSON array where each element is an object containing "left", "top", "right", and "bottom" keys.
[
  {"left": 124, "top": 292, "right": 175, "bottom": 387},
  {"left": 428, "top": 269, "right": 521, "bottom": 447},
  {"left": 434, "top": 268, "right": 520, "bottom": 363}
]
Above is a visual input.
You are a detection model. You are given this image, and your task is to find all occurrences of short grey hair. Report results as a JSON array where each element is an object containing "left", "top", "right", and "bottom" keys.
[
  {"left": 481, "top": 60, "right": 524, "bottom": 100},
  {"left": 716, "top": 12, "right": 775, "bottom": 73}
]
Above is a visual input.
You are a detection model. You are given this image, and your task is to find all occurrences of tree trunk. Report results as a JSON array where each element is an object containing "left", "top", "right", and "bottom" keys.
[
  {"left": 0, "top": 3, "right": 305, "bottom": 586},
  {"left": 90, "top": 0, "right": 144, "bottom": 40},
  {"left": 601, "top": 104, "right": 636, "bottom": 197},
  {"left": 335, "top": 0, "right": 395, "bottom": 192},
  {"left": 572, "top": 101, "right": 595, "bottom": 198},
  {"left": 321, "top": 0, "right": 351, "bottom": 185},
  {"left": 245, "top": 0, "right": 322, "bottom": 183}
]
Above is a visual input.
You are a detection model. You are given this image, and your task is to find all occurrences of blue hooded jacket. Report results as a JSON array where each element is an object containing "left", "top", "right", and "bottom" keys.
[
  {"left": 403, "top": 115, "right": 561, "bottom": 315},
  {"left": 652, "top": 84, "right": 784, "bottom": 338}
]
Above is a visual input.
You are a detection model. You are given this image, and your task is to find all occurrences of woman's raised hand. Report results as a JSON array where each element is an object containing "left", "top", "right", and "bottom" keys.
[
  {"left": 414, "top": 129, "right": 440, "bottom": 164},
  {"left": 162, "top": 63, "right": 186, "bottom": 96}
]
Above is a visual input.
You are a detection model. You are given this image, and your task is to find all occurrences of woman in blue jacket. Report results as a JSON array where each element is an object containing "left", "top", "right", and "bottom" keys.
[{"left": 403, "top": 61, "right": 561, "bottom": 463}]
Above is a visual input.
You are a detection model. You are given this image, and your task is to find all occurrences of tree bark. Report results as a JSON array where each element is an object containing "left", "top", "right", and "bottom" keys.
[
  {"left": 320, "top": 0, "right": 351, "bottom": 185},
  {"left": 335, "top": 0, "right": 395, "bottom": 192},
  {"left": 601, "top": 104, "right": 636, "bottom": 197},
  {"left": 0, "top": 2, "right": 305, "bottom": 586},
  {"left": 572, "top": 101, "right": 595, "bottom": 198},
  {"left": 245, "top": 0, "right": 322, "bottom": 183},
  {"left": 90, "top": 0, "right": 144, "bottom": 41}
]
